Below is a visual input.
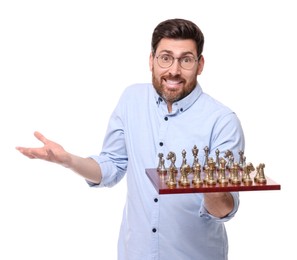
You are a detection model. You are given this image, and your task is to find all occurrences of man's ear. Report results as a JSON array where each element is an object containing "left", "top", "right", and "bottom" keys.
[
  {"left": 149, "top": 52, "right": 154, "bottom": 71},
  {"left": 197, "top": 55, "right": 205, "bottom": 75}
]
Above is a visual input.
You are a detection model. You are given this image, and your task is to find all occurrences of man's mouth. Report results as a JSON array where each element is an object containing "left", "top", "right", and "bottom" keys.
[{"left": 163, "top": 78, "right": 184, "bottom": 89}]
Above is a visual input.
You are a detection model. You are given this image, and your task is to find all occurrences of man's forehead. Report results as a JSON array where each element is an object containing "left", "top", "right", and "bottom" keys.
[{"left": 156, "top": 38, "right": 197, "bottom": 55}]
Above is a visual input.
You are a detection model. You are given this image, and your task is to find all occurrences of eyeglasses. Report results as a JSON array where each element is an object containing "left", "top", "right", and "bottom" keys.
[{"left": 155, "top": 54, "right": 199, "bottom": 70}]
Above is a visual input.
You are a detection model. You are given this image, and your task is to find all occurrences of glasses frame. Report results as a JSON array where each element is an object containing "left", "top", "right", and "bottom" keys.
[{"left": 155, "top": 54, "right": 200, "bottom": 70}]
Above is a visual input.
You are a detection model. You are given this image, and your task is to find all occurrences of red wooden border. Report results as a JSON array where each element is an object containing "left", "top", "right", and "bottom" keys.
[{"left": 145, "top": 168, "right": 281, "bottom": 194}]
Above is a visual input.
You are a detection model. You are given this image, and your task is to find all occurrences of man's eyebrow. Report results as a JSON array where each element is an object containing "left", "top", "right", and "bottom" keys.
[{"left": 158, "top": 50, "right": 195, "bottom": 56}]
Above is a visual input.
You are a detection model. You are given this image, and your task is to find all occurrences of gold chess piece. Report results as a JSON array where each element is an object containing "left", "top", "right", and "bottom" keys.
[
  {"left": 166, "top": 151, "right": 178, "bottom": 174},
  {"left": 157, "top": 153, "right": 164, "bottom": 172},
  {"left": 242, "top": 162, "right": 254, "bottom": 185},
  {"left": 191, "top": 145, "right": 199, "bottom": 171},
  {"left": 180, "top": 149, "right": 187, "bottom": 170},
  {"left": 203, "top": 166, "right": 209, "bottom": 184},
  {"left": 203, "top": 146, "right": 209, "bottom": 170},
  {"left": 159, "top": 158, "right": 167, "bottom": 175},
  {"left": 192, "top": 162, "right": 203, "bottom": 186},
  {"left": 179, "top": 164, "right": 191, "bottom": 186},
  {"left": 230, "top": 162, "right": 241, "bottom": 185},
  {"left": 215, "top": 149, "right": 220, "bottom": 169},
  {"left": 217, "top": 158, "right": 229, "bottom": 185},
  {"left": 157, "top": 153, "right": 167, "bottom": 175},
  {"left": 224, "top": 150, "right": 233, "bottom": 170},
  {"left": 166, "top": 167, "right": 177, "bottom": 187},
  {"left": 254, "top": 163, "right": 267, "bottom": 184},
  {"left": 206, "top": 158, "right": 216, "bottom": 185},
  {"left": 238, "top": 150, "right": 245, "bottom": 169}
]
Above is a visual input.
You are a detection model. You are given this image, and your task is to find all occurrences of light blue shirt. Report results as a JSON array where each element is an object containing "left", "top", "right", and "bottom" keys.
[{"left": 89, "top": 83, "right": 245, "bottom": 260}]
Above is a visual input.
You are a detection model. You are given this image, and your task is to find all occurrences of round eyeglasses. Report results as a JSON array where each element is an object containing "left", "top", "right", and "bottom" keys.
[{"left": 156, "top": 54, "right": 199, "bottom": 70}]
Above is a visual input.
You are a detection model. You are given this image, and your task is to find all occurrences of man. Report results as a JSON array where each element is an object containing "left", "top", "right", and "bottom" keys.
[{"left": 16, "top": 18, "right": 245, "bottom": 260}]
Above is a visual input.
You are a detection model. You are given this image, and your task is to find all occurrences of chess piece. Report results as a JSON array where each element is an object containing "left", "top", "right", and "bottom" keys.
[
  {"left": 157, "top": 153, "right": 164, "bottom": 172},
  {"left": 166, "top": 167, "right": 177, "bottom": 187},
  {"left": 180, "top": 149, "right": 187, "bottom": 170},
  {"left": 242, "top": 156, "right": 246, "bottom": 168},
  {"left": 166, "top": 151, "right": 178, "bottom": 174},
  {"left": 158, "top": 158, "right": 167, "bottom": 175},
  {"left": 242, "top": 162, "right": 254, "bottom": 185},
  {"left": 224, "top": 150, "right": 233, "bottom": 170},
  {"left": 230, "top": 162, "right": 241, "bottom": 185},
  {"left": 191, "top": 145, "right": 199, "bottom": 171},
  {"left": 238, "top": 150, "right": 245, "bottom": 169},
  {"left": 217, "top": 158, "right": 229, "bottom": 185},
  {"left": 203, "top": 166, "right": 209, "bottom": 184},
  {"left": 203, "top": 146, "right": 209, "bottom": 170},
  {"left": 227, "top": 155, "right": 234, "bottom": 170},
  {"left": 254, "top": 163, "right": 267, "bottom": 184},
  {"left": 215, "top": 149, "right": 220, "bottom": 169},
  {"left": 179, "top": 164, "right": 191, "bottom": 186},
  {"left": 206, "top": 157, "right": 216, "bottom": 185},
  {"left": 192, "top": 162, "right": 203, "bottom": 186}
]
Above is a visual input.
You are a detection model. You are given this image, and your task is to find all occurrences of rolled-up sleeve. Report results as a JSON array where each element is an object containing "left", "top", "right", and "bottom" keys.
[{"left": 86, "top": 154, "right": 127, "bottom": 188}]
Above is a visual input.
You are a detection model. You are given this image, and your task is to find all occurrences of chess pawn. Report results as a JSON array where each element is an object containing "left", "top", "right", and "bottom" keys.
[
  {"left": 206, "top": 158, "right": 216, "bottom": 185},
  {"left": 157, "top": 153, "right": 164, "bottom": 172},
  {"left": 217, "top": 158, "right": 228, "bottom": 185},
  {"left": 179, "top": 164, "right": 191, "bottom": 186},
  {"left": 166, "top": 168, "right": 177, "bottom": 187},
  {"left": 203, "top": 166, "right": 209, "bottom": 184},
  {"left": 230, "top": 162, "right": 241, "bottom": 185},
  {"left": 158, "top": 158, "right": 167, "bottom": 175},
  {"left": 242, "top": 162, "right": 254, "bottom": 185},
  {"left": 254, "top": 166, "right": 260, "bottom": 183},
  {"left": 192, "top": 163, "right": 203, "bottom": 186}
]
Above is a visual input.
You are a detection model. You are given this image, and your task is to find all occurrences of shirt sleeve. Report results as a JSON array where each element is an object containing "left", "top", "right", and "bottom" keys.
[{"left": 86, "top": 90, "right": 129, "bottom": 188}]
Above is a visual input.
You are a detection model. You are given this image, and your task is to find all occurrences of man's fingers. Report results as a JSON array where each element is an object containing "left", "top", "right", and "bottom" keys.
[{"left": 34, "top": 131, "right": 48, "bottom": 144}]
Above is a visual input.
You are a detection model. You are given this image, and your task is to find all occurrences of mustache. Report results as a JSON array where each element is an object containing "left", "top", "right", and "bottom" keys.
[{"left": 162, "top": 75, "right": 185, "bottom": 81}]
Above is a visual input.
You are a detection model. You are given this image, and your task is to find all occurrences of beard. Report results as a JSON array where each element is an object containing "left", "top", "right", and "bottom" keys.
[{"left": 152, "top": 70, "right": 197, "bottom": 104}]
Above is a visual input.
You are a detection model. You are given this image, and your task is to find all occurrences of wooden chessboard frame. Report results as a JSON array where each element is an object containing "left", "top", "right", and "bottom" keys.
[{"left": 145, "top": 168, "right": 281, "bottom": 194}]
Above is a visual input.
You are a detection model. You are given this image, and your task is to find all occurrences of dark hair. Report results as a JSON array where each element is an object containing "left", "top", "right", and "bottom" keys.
[{"left": 151, "top": 18, "right": 204, "bottom": 57}]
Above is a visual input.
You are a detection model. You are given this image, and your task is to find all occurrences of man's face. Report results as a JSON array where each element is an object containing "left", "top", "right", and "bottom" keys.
[{"left": 149, "top": 38, "right": 204, "bottom": 110}]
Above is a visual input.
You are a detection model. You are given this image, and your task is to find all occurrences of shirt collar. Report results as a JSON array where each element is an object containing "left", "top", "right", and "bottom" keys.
[{"left": 154, "top": 83, "right": 203, "bottom": 114}]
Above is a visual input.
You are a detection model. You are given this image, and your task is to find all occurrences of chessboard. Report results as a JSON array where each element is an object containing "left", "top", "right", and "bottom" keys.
[
  {"left": 146, "top": 147, "right": 281, "bottom": 194},
  {"left": 145, "top": 168, "right": 281, "bottom": 194}
]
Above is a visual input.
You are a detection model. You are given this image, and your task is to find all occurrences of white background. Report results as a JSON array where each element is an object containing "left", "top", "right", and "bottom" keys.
[{"left": 1, "top": 0, "right": 296, "bottom": 259}]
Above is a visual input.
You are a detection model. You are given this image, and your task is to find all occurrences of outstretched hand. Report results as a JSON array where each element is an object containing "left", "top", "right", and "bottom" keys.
[{"left": 16, "top": 131, "right": 70, "bottom": 166}]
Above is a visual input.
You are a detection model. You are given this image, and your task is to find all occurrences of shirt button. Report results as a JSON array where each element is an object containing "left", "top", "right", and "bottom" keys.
[
  {"left": 152, "top": 228, "right": 157, "bottom": 233},
  {"left": 154, "top": 198, "right": 158, "bottom": 202},
  {"left": 164, "top": 116, "right": 168, "bottom": 121},
  {"left": 159, "top": 142, "right": 163, "bottom": 146},
  {"left": 180, "top": 108, "right": 183, "bottom": 112}
]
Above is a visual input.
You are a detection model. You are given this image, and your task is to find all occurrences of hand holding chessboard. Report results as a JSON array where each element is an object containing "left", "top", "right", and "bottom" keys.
[{"left": 146, "top": 146, "right": 281, "bottom": 194}]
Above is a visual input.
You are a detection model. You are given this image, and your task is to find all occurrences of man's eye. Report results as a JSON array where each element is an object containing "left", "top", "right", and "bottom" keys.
[
  {"left": 182, "top": 57, "right": 192, "bottom": 63},
  {"left": 162, "top": 55, "right": 171, "bottom": 61}
]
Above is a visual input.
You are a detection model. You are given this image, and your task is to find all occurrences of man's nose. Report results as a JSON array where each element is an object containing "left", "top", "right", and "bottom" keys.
[{"left": 168, "top": 59, "right": 182, "bottom": 75}]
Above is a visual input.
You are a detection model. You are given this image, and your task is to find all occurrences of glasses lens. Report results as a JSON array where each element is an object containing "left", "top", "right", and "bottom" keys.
[
  {"left": 180, "top": 56, "right": 195, "bottom": 70},
  {"left": 157, "top": 54, "right": 173, "bottom": 68}
]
